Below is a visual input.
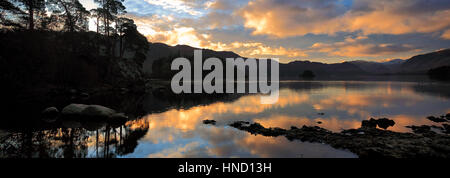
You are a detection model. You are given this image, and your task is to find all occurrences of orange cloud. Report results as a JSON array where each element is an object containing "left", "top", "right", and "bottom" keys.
[
  {"left": 127, "top": 13, "right": 306, "bottom": 59},
  {"left": 442, "top": 29, "right": 450, "bottom": 40},
  {"left": 238, "top": 0, "right": 450, "bottom": 38},
  {"left": 310, "top": 36, "right": 420, "bottom": 57}
]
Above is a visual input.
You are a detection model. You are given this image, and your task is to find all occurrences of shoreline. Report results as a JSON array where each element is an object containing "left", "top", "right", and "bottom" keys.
[{"left": 227, "top": 116, "right": 450, "bottom": 158}]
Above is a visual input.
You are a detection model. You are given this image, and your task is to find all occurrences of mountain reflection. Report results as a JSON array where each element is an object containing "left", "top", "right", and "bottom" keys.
[{"left": 1, "top": 81, "right": 450, "bottom": 158}]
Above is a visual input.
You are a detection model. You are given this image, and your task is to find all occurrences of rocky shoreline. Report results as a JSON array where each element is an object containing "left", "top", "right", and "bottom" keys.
[{"left": 225, "top": 115, "right": 450, "bottom": 158}]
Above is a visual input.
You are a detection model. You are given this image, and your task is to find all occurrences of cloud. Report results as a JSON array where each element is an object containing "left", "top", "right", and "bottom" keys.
[
  {"left": 127, "top": 13, "right": 306, "bottom": 59},
  {"left": 147, "top": 142, "right": 204, "bottom": 158},
  {"left": 310, "top": 36, "right": 420, "bottom": 57},
  {"left": 118, "top": 0, "right": 450, "bottom": 62},
  {"left": 238, "top": 0, "right": 450, "bottom": 38},
  {"left": 205, "top": 0, "right": 235, "bottom": 10},
  {"left": 181, "top": 10, "right": 242, "bottom": 29},
  {"left": 207, "top": 41, "right": 308, "bottom": 58},
  {"left": 79, "top": 0, "right": 97, "bottom": 10},
  {"left": 142, "top": 0, "right": 206, "bottom": 16},
  {"left": 442, "top": 29, "right": 450, "bottom": 40}
]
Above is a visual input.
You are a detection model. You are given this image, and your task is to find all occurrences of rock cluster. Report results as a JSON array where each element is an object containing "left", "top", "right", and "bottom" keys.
[
  {"left": 41, "top": 104, "right": 128, "bottom": 123},
  {"left": 229, "top": 117, "right": 450, "bottom": 158}
]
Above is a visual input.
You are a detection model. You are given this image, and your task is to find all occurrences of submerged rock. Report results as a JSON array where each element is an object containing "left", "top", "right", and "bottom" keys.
[
  {"left": 229, "top": 122, "right": 286, "bottom": 137},
  {"left": 361, "top": 118, "right": 395, "bottom": 130},
  {"left": 203, "top": 120, "right": 216, "bottom": 125},
  {"left": 442, "top": 124, "right": 450, "bottom": 134},
  {"left": 229, "top": 115, "right": 450, "bottom": 158},
  {"left": 406, "top": 125, "right": 432, "bottom": 134},
  {"left": 376, "top": 118, "right": 396, "bottom": 130},
  {"left": 230, "top": 121, "right": 250, "bottom": 128},
  {"left": 427, "top": 116, "right": 448, "bottom": 123},
  {"left": 361, "top": 118, "right": 378, "bottom": 129}
]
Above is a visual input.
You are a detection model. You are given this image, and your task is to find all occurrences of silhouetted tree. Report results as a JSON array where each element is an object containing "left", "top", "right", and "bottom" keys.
[
  {"left": 90, "top": 8, "right": 104, "bottom": 33},
  {"left": 115, "top": 17, "right": 133, "bottom": 57},
  {"left": 47, "top": 0, "right": 89, "bottom": 32},
  {"left": 0, "top": 0, "right": 26, "bottom": 29},
  {"left": 94, "top": 0, "right": 125, "bottom": 36},
  {"left": 15, "top": 0, "right": 46, "bottom": 30}
]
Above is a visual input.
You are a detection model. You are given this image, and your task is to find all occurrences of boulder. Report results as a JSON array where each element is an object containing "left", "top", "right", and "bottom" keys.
[
  {"left": 427, "top": 116, "right": 448, "bottom": 123},
  {"left": 203, "top": 120, "right": 216, "bottom": 125},
  {"left": 61, "top": 104, "right": 128, "bottom": 123},
  {"left": 42, "top": 107, "right": 59, "bottom": 114},
  {"left": 406, "top": 125, "right": 431, "bottom": 134},
  {"left": 61, "top": 104, "right": 89, "bottom": 115},
  {"left": 41, "top": 107, "right": 60, "bottom": 122},
  {"left": 361, "top": 118, "right": 395, "bottom": 130},
  {"left": 376, "top": 118, "right": 396, "bottom": 129},
  {"left": 442, "top": 124, "right": 450, "bottom": 134},
  {"left": 361, "top": 118, "right": 378, "bottom": 129},
  {"left": 81, "top": 105, "right": 116, "bottom": 118}
]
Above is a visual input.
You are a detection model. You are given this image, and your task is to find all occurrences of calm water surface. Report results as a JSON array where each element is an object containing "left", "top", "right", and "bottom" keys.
[{"left": 1, "top": 80, "right": 450, "bottom": 158}]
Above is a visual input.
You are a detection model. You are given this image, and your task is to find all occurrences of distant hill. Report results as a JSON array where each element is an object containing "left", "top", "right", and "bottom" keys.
[
  {"left": 142, "top": 43, "right": 450, "bottom": 78},
  {"left": 279, "top": 61, "right": 367, "bottom": 79},
  {"left": 348, "top": 60, "right": 392, "bottom": 74},
  {"left": 399, "top": 49, "right": 450, "bottom": 74},
  {"left": 347, "top": 59, "right": 405, "bottom": 74},
  {"left": 348, "top": 49, "right": 450, "bottom": 74},
  {"left": 142, "top": 43, "right": 240, "bottom": 75}
]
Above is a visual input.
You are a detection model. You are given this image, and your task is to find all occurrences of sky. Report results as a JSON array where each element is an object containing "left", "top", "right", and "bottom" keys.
[{"left": 80, "top": 0, "right": 450, "bottom": 64}]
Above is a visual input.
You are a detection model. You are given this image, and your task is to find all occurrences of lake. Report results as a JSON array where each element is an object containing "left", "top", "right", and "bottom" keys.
[{"left": 1, "top": 80, "right": 450, "bottom": 158}]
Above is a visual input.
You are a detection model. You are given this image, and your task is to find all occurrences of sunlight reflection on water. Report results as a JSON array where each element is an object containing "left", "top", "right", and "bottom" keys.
[{"left": 1, "top": 81, "right": 450, "bottom": 158}]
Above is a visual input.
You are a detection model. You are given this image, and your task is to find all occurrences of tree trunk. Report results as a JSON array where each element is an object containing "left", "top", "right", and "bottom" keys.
[
  {"left": 96, "top": 17, "right": 99, "bottom": 33},
  {"left": 58, "top": 0, "right": 74, "bottom": 32},
  {"left": 28, "top": 2, "right": 34, "bottom": 30},
  {"left": 104, "top": 13, "right": 107, "bottom": 36}
]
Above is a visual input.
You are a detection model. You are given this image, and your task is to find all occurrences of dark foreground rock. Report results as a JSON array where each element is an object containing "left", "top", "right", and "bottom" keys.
[
  {"left": 406, "top": 125, "right": 432, "bottom": 134},
  {"left": 61, "top": 104, "right": 127, "bottom": 119},
  {"left": 38, "top": 104, "right": 130, "bottom": 126},
  {"left": 361, "top": 118, "right": 395, "bottom": 129},
  {"left": 203, "top": 120, "right": 217, "bottom": 125},
  {"left": 41, "top": 107, "right": 59, "bottom": 123},
  {"left": 427, "top": 116, "right": 449, "bottom": 123},
  {"left": 229, "top": 119, "right": 450, "bottom": 158}
]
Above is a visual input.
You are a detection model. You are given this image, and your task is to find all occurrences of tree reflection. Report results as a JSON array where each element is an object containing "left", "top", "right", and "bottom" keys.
[{"left": 0, "top": 119, "right": 150, "bottom": 158}]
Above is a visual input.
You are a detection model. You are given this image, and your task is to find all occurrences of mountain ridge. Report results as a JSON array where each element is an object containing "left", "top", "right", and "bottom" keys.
[{"left": 142, "top": 43, "right": 450, "bottom": 77}]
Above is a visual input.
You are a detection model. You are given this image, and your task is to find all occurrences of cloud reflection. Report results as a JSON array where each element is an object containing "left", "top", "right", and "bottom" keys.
[{"left": 121, "top": 81, "right": 450, "bottom": 158}]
